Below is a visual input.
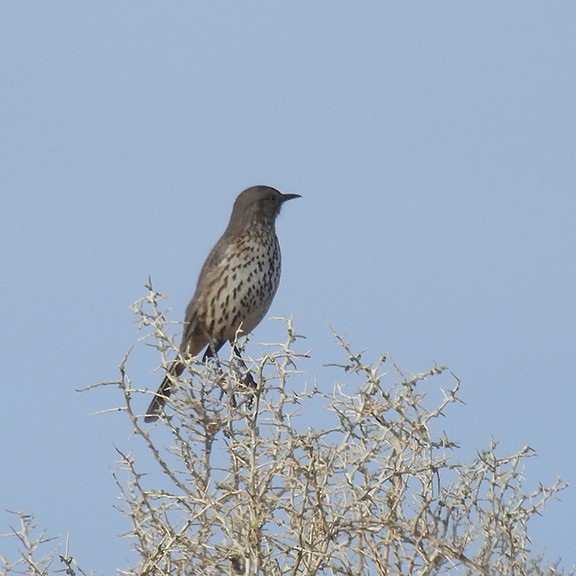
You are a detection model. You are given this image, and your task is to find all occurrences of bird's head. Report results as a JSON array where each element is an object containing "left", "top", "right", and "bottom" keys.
[{"left": 231, "top": 185, "right": 301, "bottom": 226}]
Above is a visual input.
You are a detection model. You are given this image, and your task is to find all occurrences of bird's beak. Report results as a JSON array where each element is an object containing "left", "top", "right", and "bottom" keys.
[{"left": 281, "top": 193, "right": 302, "bottom": 202}]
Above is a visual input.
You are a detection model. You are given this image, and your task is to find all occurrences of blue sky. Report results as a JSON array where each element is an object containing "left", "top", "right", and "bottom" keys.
[{"left": 1, "top": 2, "right": 575, "bottom": 572}]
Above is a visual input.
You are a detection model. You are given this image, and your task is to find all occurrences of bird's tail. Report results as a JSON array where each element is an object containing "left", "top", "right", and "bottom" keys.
[{"left": 144, "top": 361, "right": 185, "bottom": 422}]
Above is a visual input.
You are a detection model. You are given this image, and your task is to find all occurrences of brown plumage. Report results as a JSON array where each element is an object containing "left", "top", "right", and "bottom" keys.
[{"left": 145, "top": 185, "right": 300, "bottom": 422}]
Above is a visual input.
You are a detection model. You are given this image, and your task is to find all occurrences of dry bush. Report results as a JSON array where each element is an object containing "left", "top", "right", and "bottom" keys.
[
  {"left": 1, "top": 286, "right": 572, "bottom": 576},
  {"left": 0, "top": 511, "right": 89, "bottom": 576},
  {"left": 112, "top": 287, "right": 571, "bottom": 575}
]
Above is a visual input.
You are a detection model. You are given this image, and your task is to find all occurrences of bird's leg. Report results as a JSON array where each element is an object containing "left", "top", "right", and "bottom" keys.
[
  {"left": 202, "top": 340, "right": 236, "bottom": 404},
  {"left": 231, "top": 345, "right": 256, "bottom": 387},
  {"left": 232, "top": 345, "right": 258, "bottom": 409},
  {"left": 201, "top": 341, "right": 256, "bottom": 406},
  {"left": 202, "top": 339, "right": 225, "bottom": 362}
]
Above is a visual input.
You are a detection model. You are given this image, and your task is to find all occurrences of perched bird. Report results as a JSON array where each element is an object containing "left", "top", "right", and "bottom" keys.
[{"left": 145, "top": 185, "right": 300, "bottom": 422}]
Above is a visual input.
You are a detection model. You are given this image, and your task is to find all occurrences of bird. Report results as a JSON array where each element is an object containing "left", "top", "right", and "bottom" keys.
[{"left": 145, "top": 185, "right": 300, "bottom": 422}]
